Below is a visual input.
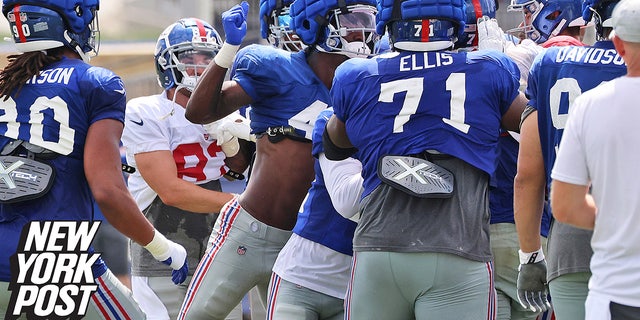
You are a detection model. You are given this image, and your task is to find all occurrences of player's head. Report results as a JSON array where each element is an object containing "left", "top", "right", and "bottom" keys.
[
  {"left": 2, "top": 0, "right": 100, "bottom": 62},
  {"left": 260, "top": 0, "right": 306, "bottom": 51},
  {"left": 290, "top": 0, "right": 378, "bottom": 58},
  {"left": 582, "top": 0, "right": 618, "bottom": 40},
  {"left": 508, "top": 0, "right": 585, "bottom": 43},
  {"left": 155, "top": 18, "right": 222, "bottom": 92},
  {"left": 376, "top": 0, "right": 466, "bottom": 52},
  {"left": 457, "top": 0, "right": 497, "bottom": 50}
]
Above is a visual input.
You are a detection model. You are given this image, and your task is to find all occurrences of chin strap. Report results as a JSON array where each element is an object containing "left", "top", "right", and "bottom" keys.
[{"left": 63, "top": 31, "right": 91, "bottom": 63}]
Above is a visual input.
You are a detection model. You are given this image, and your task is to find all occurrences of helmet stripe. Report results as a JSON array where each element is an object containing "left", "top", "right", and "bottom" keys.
[
  {"left": 13, "top": 6, "right": 27, "bottom": 43},
  {"left": 194, "top": 19, "right": 207, "bottom": 40},
  {"left": 421, "top": 20, "right": 430, "bottom": 42},
  {"left": 471, "top": 0, "right": 483, "bottom": 47}
]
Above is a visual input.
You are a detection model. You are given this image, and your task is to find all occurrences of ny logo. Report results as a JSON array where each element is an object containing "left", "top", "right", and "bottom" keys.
[{"left": 0, "top": 159, "right": 24, "bottom": 189}]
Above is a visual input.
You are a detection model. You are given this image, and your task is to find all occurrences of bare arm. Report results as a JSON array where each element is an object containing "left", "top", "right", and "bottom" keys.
[
  {"left": 185, "top": 63, "right": 253, "bottom": 124},
  {"left": 134, "top": 150, "right": 234, "bottom": 213},
  {"left": 325, "top": 115, "right": 353, "bottom": 148},
  {"left": 84, "top": 119, "right": 154, "bottom": 246},
  {"left": 550, "top": 180, "right": 596, "bottom": 230},
  {"left": 501, "top": 92, "right": 528, "bottom": 133},
  {"left": 514, "top": 111, "right": 546, "bottom": 253}
]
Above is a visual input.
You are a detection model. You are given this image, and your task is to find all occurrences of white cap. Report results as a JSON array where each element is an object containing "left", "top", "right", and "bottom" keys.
[{"left": 611, "top": 0, "right": 640, "bottom": 43}]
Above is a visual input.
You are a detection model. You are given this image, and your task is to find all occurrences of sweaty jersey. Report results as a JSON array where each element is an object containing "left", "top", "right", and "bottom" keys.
[
  {"left": 122, "top": 92, "right": 228, "bottom": 211},
  {"left": 231, "top": 45, "right": 330, "bottom": 140},
  {"left": 293, "top": 108, "right": 357, "bottom": 256},
  {"left": 0, "top": 57, "right": 125, "bottom": 281},
  {"left": 526, "top": 41, "right": 627, "bottom": 189},
  {"left": 333, "top": 50, "right": 521, "bottom": 197}
]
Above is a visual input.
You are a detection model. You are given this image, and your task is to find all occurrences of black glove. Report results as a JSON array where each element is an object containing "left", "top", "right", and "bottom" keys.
[{"left": 517, "top": 260, "right": 552, "bottom": 313}]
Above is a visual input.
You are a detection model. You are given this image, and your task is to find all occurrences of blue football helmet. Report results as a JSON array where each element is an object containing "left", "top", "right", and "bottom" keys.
[
  {"left": 290, "top": 0, "right": 379, "bottom": 58},
  {"left": 155, "top": 18, "right": 222, "bottom": 91},
  {"left": 582, "top": 0, "right": 618, "bottom": 40},
  {"left": 508, "top": 0, "right": 585, "bottom": 43},
  {"left": 377, "top": 0, "right": 466, "bottom": 51},
  {"left": 457, "top": 0, "right": 497, "bottom": 49},
  {"left": 260, "top": 0, "right": 305, "bottom": 51},
  {"left": 2, "top": 0, "right": 100, "bottom": 61}
]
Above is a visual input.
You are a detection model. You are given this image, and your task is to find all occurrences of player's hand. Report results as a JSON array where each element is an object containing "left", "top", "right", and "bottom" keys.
[
  {"left": 202, "top": 120, "right": 241, "bottom": 157},
  {"left": 216, "top": 114, "right": 255, "bottom": 143},
  {"left": 517, "top": 260, "right": 552, "bottom": 313},
  {"left": 160, "top": 240, "right": 189, "bottom": 285},
  {"left": 477, "top": 16, "right": 509, "bottom": 52},
  {"left": 221, "top": 1, "right": 249, "bottom": 45},
  {"left": 144, "top": 232, "right": 189, "bottom": 284}
]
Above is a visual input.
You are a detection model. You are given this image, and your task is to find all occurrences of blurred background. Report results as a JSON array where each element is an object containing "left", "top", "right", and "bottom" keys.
[{"left": 0, "top": 0, "right": 527, "bottom": 100}]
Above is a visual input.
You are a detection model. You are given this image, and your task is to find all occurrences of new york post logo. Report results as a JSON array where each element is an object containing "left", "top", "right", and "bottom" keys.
[{"left": 7, "top": 221, "right": 101, "bottom": 319}]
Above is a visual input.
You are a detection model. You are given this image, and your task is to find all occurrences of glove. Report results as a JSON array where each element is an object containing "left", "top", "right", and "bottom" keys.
[
  {"left": 144, "top": 231, "right": 189, "bottom": 285},
  {"left": 517, "top": 260, "right": 552, "bottom": 313},
  {"left": 202, "top": 120, "right": 241, "bottom": 157},
  {"left": 216, "top": 113, "right": 256, "bottom": 143},
  {"left": 477, "top": 16, "right": 510, "bottom": 52},
  {"left": 221, "top": 1, "right": 249, "bottom": 45}
]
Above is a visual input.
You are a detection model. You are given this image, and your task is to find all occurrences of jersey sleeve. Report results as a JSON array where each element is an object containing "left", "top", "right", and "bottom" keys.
[
  {"left": 525, "top": 53, "right": 543, "bottom": 109},
  {"left": 232, "top": 45, "right": 290, "bottom": 101},
  {"left": 489, "top": 52, "right": 522, "bottom": 116},
  {"left": 121, "top": 98, "right": 171, "bottom": 155},
  {"left": 311, "top": 108, "right": 334, "bottom": 158},
  {"left": 82, "top": 66, "right": 127, "bottom": 125},
  {"left": 331, "top": 60, "right": 356, "bottom": 123}
]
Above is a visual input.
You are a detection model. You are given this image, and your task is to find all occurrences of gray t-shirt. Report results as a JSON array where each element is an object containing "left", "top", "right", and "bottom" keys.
[
  {"left": 354, "top": 156, "right": 492, "bottom": 263},
  {"left": 131, "top": 180, "right": 221, "bottom": 277},
  {"left": 546, "top": 219, "right": 593, "bottom": 281}
]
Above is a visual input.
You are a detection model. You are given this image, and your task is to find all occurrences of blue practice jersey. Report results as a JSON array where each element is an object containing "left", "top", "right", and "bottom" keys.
[
  {"left": 293, "top": 108, "right": 357, "bottom": 256},
  {"left": 232, "top": 45, "right": 331, "bottom": 140},
  {"left": 0, "top": 57, "right": 125, "bottom": 281},
  {"left": 489, "top": 131, "right": 551, "bottom": 236},
  {"left": 333, "top": 50, "right": 520, "bottom": 197},
  {"left": 527, "top": 41, "right": 627, "bottom": 189}
]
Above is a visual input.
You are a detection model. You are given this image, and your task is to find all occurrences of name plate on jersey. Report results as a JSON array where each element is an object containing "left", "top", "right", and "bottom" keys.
[
  {"left": 377, "top": 155, "right": 454, "bottom": 198},
  {"left": 0, "top": 156, "right": 55, "bottom": 203}
]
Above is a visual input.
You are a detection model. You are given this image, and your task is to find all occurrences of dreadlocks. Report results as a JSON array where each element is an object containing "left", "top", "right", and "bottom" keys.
[{"left": 0, "top": 48, "right": 63, "bottom": 101}]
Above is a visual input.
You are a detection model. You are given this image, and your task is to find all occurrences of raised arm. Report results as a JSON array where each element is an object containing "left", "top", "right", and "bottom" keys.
[{"left": 185, "top": 1, "right": 253, "bottom": 124}]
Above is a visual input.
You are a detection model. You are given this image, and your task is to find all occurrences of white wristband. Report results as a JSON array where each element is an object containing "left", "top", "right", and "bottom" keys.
[
  {"left": 519, "top": 247, "right": 545, "bottom": 264},
  {"left": 214, "top": 42, "right": 240, "bottom": 69},
  {"left": 143, "top": 229, "right": 171, "bottom": 261}
]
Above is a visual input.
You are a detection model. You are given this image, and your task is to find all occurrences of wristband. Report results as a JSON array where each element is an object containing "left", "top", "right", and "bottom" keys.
[
  {"left": 214, "top": 43, "right": 240, "bottom": 69},
  {"left": 519, "top": 247, "right": 545, "bottom": 264},
  {"left": 143, "top": 229, "right": 171, "bottom": 261}
]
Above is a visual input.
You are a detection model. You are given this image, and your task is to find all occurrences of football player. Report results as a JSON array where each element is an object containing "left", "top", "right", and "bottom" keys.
[
  {"left": 514, "top": 0, "right": 626, "bottom": 319},
  {"left": 323, "top": 0, "right": 528, "bottom": 318},
  {"left": 0, "top": 0, "right": 187, "bottom": 318},
  {"left": 177, "top": 0, "right": 377, "bottom": 319},
  {"left": 121, "top": 18, "right": 249, "bottom": 320}
]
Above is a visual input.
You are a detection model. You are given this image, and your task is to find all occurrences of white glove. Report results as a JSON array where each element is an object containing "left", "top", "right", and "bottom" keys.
[
  {"left": 216, "top": 113, "right": 255, "bottom": 143},
  {"left": 505, "top": 39, "right": 544, "bottom": 89},
  {"left": 202, "top": 120, "right": 241, "bottom": 157},
  {"left": 143, "top": 230, "right": 188, "bottom": 284},
  {"left": 477, "top": 16, "right": 513, "bottom": 53}
]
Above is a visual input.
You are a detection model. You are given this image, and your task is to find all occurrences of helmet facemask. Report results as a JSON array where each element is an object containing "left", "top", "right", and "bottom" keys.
[
  {"left": 267, "top": 6, "right": 306, "bottom": 51},
  {"left": 319, "top": 4, "right": 378, "bottom": 58},
  {"left": 507, "top": 0, "right": 540, "bottom": 41}
]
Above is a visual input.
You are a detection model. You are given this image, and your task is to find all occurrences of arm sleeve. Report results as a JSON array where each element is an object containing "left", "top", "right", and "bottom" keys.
[{"left": 319, "top": 153, "right": 363, "bottom": 219}]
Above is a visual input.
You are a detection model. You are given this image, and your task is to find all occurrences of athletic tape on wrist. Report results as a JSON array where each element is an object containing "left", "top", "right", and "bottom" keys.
[
  {"left": 143, "top": 229, "right": 171, "bottom": 261},
  {"left": 519, "top": 247, "right": 545, "bottom": 264},
  {"left": 214, "top": 43, "right": 240, "bottom": 69}
]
